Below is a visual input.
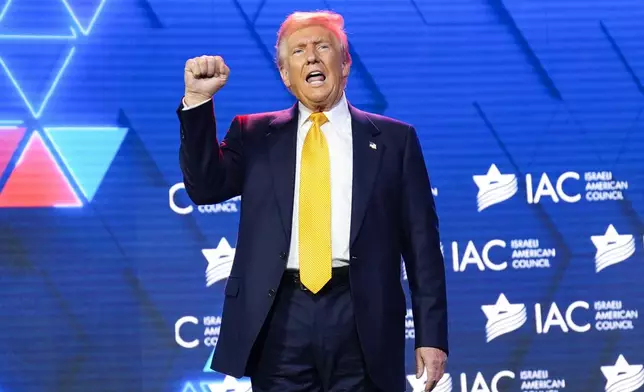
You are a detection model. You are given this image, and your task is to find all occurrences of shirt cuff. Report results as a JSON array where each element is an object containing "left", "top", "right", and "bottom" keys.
[{"left": 182, "top": 97, "right": 212, "bottom": 110}]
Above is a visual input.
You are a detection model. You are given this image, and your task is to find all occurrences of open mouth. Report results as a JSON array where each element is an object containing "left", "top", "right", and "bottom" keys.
[{"left": 306, "top": 71, "right": 326, "bottom": 84}]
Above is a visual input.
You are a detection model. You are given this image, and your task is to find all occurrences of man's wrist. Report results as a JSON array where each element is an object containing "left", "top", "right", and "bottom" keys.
[{"left": 184, "top": 92, "right": 212, "bottom": 107}]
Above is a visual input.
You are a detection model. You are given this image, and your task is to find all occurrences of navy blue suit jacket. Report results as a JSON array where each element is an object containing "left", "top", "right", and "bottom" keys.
[{"left": 177, "top": 98, "right": 448, "bottom": 391}]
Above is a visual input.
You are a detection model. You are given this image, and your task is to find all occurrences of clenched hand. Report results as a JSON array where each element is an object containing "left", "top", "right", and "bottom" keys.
[{"left": 184, "top": 55, "right": 230, "bottom": 106}]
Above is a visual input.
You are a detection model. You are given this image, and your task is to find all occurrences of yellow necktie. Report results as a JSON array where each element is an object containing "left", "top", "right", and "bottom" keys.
[{"left": 299, "top": 112, "right": 332, "bottom": 293}]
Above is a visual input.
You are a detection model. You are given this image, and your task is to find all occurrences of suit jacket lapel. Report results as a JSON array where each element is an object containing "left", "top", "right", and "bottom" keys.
[
  {"left": 266, "top": 102, "right": 383, "bottom": 249},
  {"left": 349, "top": 104, "right": 383, "bottom": 247},
  {"left": 267, "top": 104, "right": 298, "bottom": 243}
]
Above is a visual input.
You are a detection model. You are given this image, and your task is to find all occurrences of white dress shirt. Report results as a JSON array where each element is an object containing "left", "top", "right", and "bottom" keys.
[
  {"left": 182, "top": 94, "right": 353, "bottom": 269},
  {"left": 288, "top": 93, "right": 352, "bottom": 269}
]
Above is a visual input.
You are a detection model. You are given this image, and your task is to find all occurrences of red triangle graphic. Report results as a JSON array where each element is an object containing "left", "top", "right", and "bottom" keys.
[
  {"left": 0, "top": 132, "right": 82, "bottom": 207},
  {"left": 0, "top": 127, "right": 25, "bottom": 177}
]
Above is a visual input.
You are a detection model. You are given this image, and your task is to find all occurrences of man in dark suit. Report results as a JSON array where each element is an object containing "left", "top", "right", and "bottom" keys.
[{"left": 178, "top": 10, "right": 448, "bottom": 392}]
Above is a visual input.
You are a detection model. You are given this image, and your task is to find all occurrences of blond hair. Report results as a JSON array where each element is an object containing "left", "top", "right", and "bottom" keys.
[{"left": 275, "top": 10, "right": 351, "bottom": 68}]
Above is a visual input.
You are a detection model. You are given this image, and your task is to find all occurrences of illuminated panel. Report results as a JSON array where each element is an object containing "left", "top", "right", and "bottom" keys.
[
  {"left": 0, "top": 0, "right": 11, "bottom": 21},
  {"left": 60, "top": 0, "right": 107, "bottom": 36},
  {"left": 44, "top": 127, "right": 127, "bottom": 201},
  {"left": 0, "top": 132, "right": 81, "bottom": 207},
  {"left": 203, "top": 349, "right": 215, "bottom": 373},
  {"left": 0, "top": 46, "right": 76, "bottom": 119},
  {"left": 0, "top": 126, "right": 25, "bottom": 176}
]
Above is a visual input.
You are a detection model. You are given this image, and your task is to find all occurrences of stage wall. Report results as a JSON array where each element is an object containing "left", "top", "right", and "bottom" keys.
[{"left": 0, "top": 0, "right": 643, "bottom": 391}]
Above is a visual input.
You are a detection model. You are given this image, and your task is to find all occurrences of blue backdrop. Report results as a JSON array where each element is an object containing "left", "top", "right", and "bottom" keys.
[{"left": 0, "top": 0, "right": 643, "bottom": 391}]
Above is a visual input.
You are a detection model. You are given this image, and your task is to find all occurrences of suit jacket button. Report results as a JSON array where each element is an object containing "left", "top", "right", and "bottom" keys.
[
  {"left": 280, "top": 252, "right": 287, "bottom": 260},
  {"left": 268, "top": 289, "right": 276, "bottom": 297}
]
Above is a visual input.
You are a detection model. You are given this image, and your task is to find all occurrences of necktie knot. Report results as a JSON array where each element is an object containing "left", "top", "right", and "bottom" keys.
[{"left": 309, "top": 112, "right": 328, "bottom": 127}]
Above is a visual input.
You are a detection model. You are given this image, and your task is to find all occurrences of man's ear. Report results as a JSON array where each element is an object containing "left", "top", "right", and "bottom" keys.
[
  {"left": 341, "top": 61, "right": 350, "bottom": 78},
  {"left": 279, "top": 65, "right": 291, "bottom": 88}
]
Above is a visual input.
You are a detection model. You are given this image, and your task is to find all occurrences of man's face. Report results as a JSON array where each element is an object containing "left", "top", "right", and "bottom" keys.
[{"left": 279, "top": 25, "right": 350, "bottom": 111}]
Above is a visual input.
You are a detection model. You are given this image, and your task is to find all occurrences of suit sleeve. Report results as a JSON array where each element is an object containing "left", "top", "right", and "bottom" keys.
[
  {"left": 177, "top": 98, "right": 244, "bottom": 205},
  {"left": 400, "top": 125, "right": 448, "bottom": 355}
]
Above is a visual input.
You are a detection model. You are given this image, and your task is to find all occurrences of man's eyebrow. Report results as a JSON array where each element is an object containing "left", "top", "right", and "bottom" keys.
[{"left": 294, "top": 37, "right": 330, "bottom": 46}]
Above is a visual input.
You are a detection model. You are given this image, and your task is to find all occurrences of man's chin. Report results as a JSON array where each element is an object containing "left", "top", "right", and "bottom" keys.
[
  {"left": 295, "top": 86, "right": 343, "bottom": 110},
  {"left": 303, "top": 89, "right": 330, "bottom": 99}
]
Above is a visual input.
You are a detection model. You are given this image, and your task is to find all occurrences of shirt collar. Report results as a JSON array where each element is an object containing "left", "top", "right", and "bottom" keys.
[{"left": 297, "top": 92, "right": 350, "bottom": 130}]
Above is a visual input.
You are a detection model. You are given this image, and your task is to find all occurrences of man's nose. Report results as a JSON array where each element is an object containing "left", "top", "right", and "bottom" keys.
[{"left": 305, "top": 48, "right": 319, "bottom": 63}]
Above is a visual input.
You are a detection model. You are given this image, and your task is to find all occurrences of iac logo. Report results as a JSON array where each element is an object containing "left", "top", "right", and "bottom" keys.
[
  {"left": 481, "top": 293, "right": 591, "bottom": 342},
  {"left": 482, "top": 294, "right": 638, "bottom": 342},
  {"left": 451, "top": 238, "right": 555, "bottom": 272},
  {"left": 407, "top": 372, "right": 452, "bottom": 392},
  {"left": 473, "top": 164, "right": 629, "bottom": 211},
  {"left": 0, "top": 124, "right": 127, "bottom": 207},
  {"left": 169, "top": 182, "right": 240, "bottom": 215},
  {"left": 481, "top": 294, "right": 528, "bottom": 342},
  {"left": 408, "top": 369, "right": 566, "bottom": 392},
  {"left": 472, "top": 164, "right": 518, "bottom": 212},
  {"left": 175, "top": 315, "right": 221, "bottom": 349},
  {"left": 180, "top": 376, "right": 252, "bottom": 392},
  {"left": 203, "top": 238, "right": 236, "bottom": 287},
  {"left": 601, "top": 354, "right": 644, "bottom": 392},
  {"left": 591, "top": 225, "right": 636, "bottom": 273}
]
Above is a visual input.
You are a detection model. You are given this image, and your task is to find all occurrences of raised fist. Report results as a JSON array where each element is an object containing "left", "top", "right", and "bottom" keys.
[{"left": 184, "top": 55, "right": 230, "bottom": 106}]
